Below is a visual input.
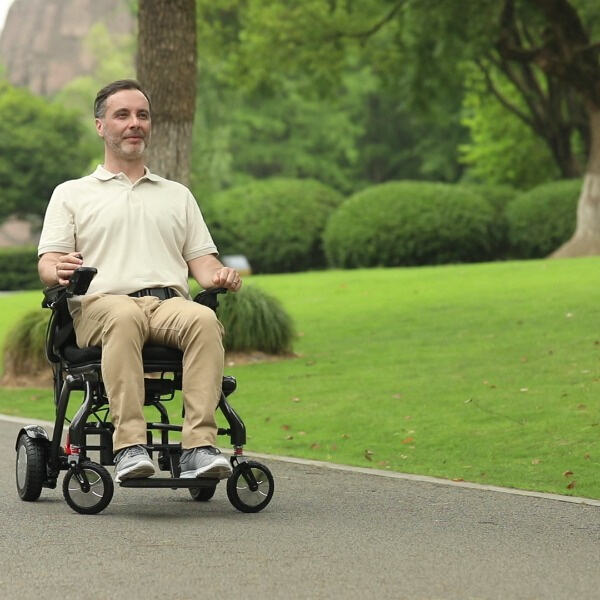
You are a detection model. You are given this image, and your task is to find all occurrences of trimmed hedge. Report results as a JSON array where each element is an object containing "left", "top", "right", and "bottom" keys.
[
  {"left": 323, "top": 181, "right": 495, "bottom": 267},
  {"left": 462, "top": 184, "right": 517, "bottom": 258},
  {"left": 505, "top": 179, "right": 581, "bottom": 258},
  {"left": 207, "top": 178, "right": 343, "bottom": 273},
  {"left": 0, "top": 246, "right": 40, "bottom": 290}
]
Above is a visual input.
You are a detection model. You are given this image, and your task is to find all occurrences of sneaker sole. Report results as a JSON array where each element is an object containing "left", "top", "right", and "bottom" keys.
[
  {"left": 114, "top": 460, "right": 156, "bottom": 483},
  {"left": 180, "top": 459, "right": 232, "bottom": 480}
]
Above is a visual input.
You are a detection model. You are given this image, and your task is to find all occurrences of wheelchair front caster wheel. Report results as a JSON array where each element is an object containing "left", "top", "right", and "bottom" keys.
[
  {"left": 189, "top": 484, "right": 217, "bottom": 502},
  {"left": 227, "top": 461, "right": 274, "bottom": 513},
  {"left": 16, "top": 434, "right": 46, "bottom": 501},
  {"left": 63, "top": 462, "right": 114, "bottom": 515}
]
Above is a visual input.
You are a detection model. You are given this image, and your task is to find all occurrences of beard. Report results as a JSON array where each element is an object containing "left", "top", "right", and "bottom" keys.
[{"left": 106, "top": 131, "right": 150, "bottom": 160}]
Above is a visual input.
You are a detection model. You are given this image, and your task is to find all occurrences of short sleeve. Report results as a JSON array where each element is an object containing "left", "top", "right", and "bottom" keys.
[
  {"left": 37, "top": 184, "right": 76, "bottom": 256},
  {"left": 182, "top": 191, "right": 218, "bottom": 261}
]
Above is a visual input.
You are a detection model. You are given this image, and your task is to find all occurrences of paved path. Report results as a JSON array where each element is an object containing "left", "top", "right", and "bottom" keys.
[{"left": 1, "top": 417, "right": 599, "bottom": 600}]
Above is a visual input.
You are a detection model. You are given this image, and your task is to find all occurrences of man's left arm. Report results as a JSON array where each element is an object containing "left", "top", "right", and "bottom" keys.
[{"left": 187, "top": 254, "right": 242, "bottom": 292}]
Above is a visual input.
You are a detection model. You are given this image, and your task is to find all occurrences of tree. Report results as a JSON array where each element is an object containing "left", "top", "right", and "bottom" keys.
[
  {"left": 0, "top": 81, "right": 94, "bottom": 222},
  {"left": 137, "top": 0, "right": 197, "bottom": 185},
  {"left": 203, "top": 0, "right": 600, "bottom": 256}
]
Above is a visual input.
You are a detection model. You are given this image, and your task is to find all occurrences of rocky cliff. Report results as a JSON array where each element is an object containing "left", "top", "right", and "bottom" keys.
[{"left": 0, "top": 0, "right": 134, "bottom": 95}]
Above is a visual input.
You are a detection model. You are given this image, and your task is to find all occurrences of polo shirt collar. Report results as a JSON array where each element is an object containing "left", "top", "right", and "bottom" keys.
[{"left": 90, "top": 165, "right": 161, "bottom": 183}]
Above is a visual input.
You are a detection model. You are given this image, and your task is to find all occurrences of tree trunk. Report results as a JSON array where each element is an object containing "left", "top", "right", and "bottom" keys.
[
  {"left": 551, "top": 106, "right": 600, "bottom": 257},
  {"left": 137, "top": 0, "right": 196, "bottom": 186}
]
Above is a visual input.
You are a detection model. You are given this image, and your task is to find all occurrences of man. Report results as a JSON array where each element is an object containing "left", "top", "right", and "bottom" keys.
[{"left": 38, "top": 79, "right": 241, "bottom": 483}]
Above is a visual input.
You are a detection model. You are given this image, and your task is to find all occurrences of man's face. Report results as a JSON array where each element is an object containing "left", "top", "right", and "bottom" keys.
[{"left": 95, "top": 89, "right": 151, "bottom": 161}]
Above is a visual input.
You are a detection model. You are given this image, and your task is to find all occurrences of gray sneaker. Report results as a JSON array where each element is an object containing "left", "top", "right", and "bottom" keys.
[
  {"left": 180, "top": 446, "right": 233, "bottom": 479},
  {"left": 114, "top": 445, "right": 155, "bottom": 482}
]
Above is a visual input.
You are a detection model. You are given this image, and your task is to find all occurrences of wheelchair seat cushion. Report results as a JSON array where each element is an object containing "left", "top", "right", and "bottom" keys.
[{"left": 63, "top": 344, "right": 183, "bottom": 365}]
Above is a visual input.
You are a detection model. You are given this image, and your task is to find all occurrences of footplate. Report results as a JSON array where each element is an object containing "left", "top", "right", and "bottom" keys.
[{"left": 119, "top": 477, "right": 220, "bottom": 488}]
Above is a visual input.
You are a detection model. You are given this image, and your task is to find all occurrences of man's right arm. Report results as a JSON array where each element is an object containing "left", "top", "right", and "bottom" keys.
[{"left": 38, "top": 252, "right": 83, "bottom": 287}]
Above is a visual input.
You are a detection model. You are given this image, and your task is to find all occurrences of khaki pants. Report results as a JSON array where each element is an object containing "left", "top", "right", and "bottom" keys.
[{"left": 73, "top": 294, "right": 224, "bottom": 452}]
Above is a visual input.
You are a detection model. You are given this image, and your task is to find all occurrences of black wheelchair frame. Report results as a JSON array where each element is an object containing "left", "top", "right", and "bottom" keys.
[{"left": 15, "top": 267, "right": 274, "bottom": 514}]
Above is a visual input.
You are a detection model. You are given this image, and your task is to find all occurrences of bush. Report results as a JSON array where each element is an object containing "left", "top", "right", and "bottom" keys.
[
  {"left": 462, "top": 184, "right": 517, "bottom": 258},
  {"left": 2, "top": 309, "right": 49, "bottom": 382},
  {"left": 207, "top": 178, "right": 343, "bottom": 273},
  {"left": 505, "top": 179, "right": 581, "bottom": 258},
  {"left": 323, "top": 181, "right": 495, "bottom": 267},
  {"left": 0, "top": 246, "right": 40, "bottom": 290},
  {"left": 216, "top": 286, "right": 295, "bottom": 354},
  {"left": 3, "top": 285, "right": 295, "bottom": 381}
]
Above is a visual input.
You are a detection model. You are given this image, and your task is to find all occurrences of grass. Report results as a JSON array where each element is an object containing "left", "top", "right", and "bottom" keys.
[{"left": 1, "top": 259, "right": 600, "bottom": 498}]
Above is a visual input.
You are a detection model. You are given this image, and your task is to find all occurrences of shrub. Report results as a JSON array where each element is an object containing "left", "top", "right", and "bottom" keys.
[
  {"left": 216, "top": 286, "right": 295, "bottom": 354},
  {"left": 195, "top": 283, "right": 295, "bottom": 354},
  {"left": 2, "top": 309, "right": 49, "bottom": 382},
  {"left": 0, "top": 246, "right": 40, "bottom": 290},
  {"left": 207, "top": 178, "right": 343, "bottom": 273},
  {"left": 462, "top": 184, "right": 517, "bottom": 258},
  {"left": 323, "top": 181, "right": 495, "bottom": 267},
  {"left": 505, "top": 179, "right": 581, "bottom": 258}
]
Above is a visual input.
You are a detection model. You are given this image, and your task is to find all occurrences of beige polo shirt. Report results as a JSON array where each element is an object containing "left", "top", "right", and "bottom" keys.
[{"left": 38, "top": 165, "right": 217, "bottom": 299}]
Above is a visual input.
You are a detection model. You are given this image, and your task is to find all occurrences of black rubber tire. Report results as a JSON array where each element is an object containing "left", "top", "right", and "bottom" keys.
[
  {"left": 189, "top": 484, "right": 217, "bottom": 502},
  {"left": 62, "top": 462, "right": 114, "bottom": 515},
  {"left": 16, "top": 434, "right": 46, "bottom": 501},
  {"left": 227, "top": 460, "right": 274, "bottom": 513}
]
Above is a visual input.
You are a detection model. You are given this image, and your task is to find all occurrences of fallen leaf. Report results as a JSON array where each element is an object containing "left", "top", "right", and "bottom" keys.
[
  {"left": 584, "top": 453, "right": 591, "bottom": 460},
  {"left": 377, "top": 461, "right": 389, "bottom": 467},
  {"left": 364, "top": 449, "right": 374, "bottom": 461},
  {"left": 531, "top": 458, "right": 541, "bottom": 465},
  {"left": 566, "top": 312, "right": 573, "bottom": 318},
  {"left": 298, "top": 431, "right": 306, "bottom": 436},
  {"left": 563, "top": 470, "right": 574, "bottom": 478},
  {"left": 310, "top": 443, "right": 320, "bottom": 450},
  {"left": 291, "top": 397, "right": 301, "bottom": 403},
  {"left": 520, "top": 388, "right": 529, "bottom": 392},
  {"left": 264, "top": 417, "right": 271, "bottom": 423},
  {"left": 341, "top": 433, "right": 350, "bottom": 439},
  {"left": 281, "top": 424, "right": 291, "bottom": 431},
  {"left": 567, "top": 481, "right": 576, "bottom": 490},
  {"left": 577, "top": 404, "right": 587, "bottom": 410},
  {"left": 452, "top": 478, "right": 464, "bottom": 482},
  {"left": 401, "top": 437, "right": 414, "bottom": 444},
  {"left": 330, "top": 444, "right": 338, "bottom": 451},
  {"left": 285, "top": 435, "right": 294, "bottom": 440}
]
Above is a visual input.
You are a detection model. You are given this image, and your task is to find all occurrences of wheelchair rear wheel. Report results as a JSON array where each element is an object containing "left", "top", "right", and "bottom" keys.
[
  {"left": 63, "top": 462, "right": 114, "bottom": 515},
  {"left": 189, "top": 484, "right": 217, "bottom": 501},
  {"left": 16, "top": 434, "right": 46, "bottom": 501},
  {"left": 227, "top": 461, "right": 274, "bottom": 513}
]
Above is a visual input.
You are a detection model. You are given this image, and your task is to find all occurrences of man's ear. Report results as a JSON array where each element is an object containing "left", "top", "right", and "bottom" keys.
[{"left": 95, "top": 118, "right": 104, "bottom": 138}]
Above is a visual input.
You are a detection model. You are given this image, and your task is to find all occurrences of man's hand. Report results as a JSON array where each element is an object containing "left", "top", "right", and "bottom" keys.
[
  {"left": 212, "top": 267, "right": 242, "bottom": 292},
  {"left": 55, "top": 252, "right": 83, "bottom": 286}
]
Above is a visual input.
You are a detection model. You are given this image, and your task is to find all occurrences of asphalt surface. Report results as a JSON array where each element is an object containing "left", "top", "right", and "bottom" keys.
[{"left": 1, "top": 417, "right": 600, "bottom": 600}]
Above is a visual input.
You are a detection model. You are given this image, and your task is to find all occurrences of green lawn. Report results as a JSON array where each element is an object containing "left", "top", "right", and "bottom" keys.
[{"left": 1, "top": 259, "right": 600, "bottom": 498}]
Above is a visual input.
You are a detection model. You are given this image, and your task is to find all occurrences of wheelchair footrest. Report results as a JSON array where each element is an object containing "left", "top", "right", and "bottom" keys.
[{"left": 119, "top": 477, "right": 220, "bottom": 489}]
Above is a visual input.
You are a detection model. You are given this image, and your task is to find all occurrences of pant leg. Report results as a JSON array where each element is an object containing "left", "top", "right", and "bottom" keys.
[
  {"left": 73, "top": 294, "right": 153, "bottom": 452},
  {"left": 147, "top": 297, "right": 224, "bottom": 449}
]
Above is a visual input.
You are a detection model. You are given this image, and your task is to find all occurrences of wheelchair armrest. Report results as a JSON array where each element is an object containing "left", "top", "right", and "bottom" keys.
[
  {"left": 42, "top": 267, "right": 98, "bottom": 308},
  {"left": 193, "top": 287, "right": 227, "bottom": 312}
]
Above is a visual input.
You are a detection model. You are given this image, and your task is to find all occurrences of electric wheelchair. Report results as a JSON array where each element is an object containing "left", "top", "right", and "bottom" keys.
[{"left": 15, "top": 267, "right": 274, "bottom": 515}]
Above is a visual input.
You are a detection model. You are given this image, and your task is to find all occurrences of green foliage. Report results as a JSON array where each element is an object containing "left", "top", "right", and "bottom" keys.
[
  {"left": 2, "top": 309, "right": 48, "bottom": 378},
  {"left": 461, "top": 183, "right": 517, "bottom": 258},
  {"left": 217, "top": 286, "right": 295, "bottom": 354},
  {"left": 0, "top": 246, "right": 40, "bottom": 290},
  {"left": 0, "top": 81, "right": 95, "bottom": 221},
  {"left": 505, "top": 179, "right": 581, "bottom": 258},
  {"left": 460, "top": 66, "right": 562, "bottom": 189},
  {"left": 323, "top": 181, "right": 495, "bottom": 267},
  {"left": 208, "top": 178, "right": 343, "bottom": 273}
]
